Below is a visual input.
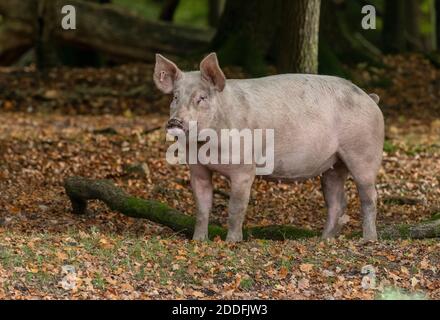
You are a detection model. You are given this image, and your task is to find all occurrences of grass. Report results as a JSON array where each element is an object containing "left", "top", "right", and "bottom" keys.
[
  {"left": 239, "top": 277, "right": 254, "bottom": 290},
  {"left": 383, "top": 140, "right": 398, "bottom": 153},
  {"left": 383, "top": 138, "right": 439, "bottom": 156},
  {"left": 92, "top": 272, "right": 107, "bottom": 291},
  {"left": 0, "top": 229, "right": 438, "bottom": 299}
]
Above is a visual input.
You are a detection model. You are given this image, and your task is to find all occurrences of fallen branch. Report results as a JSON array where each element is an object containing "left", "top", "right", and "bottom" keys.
[
  {"left": 64, "top": 176, "right": 440, "bottom": 241},
  {"left": 0, "top": 20, "right": 34, "bottom": 65},
  {"left": 143, "top": 126, "right": 162, "bottom": 135},
  {"left": 382, "top": 196, "right": 426, "bottom": 206},
  {"left": 64, "top": 176, "right": 317, "bottom": 240},
  {"left": 0, "top": 0, "right": 213, "bottom": 64}
]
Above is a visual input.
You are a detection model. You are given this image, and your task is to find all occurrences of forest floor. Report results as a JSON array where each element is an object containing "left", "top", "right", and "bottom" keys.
[{"left": 0, "top": 54, "right": 439, "bottom": 299}]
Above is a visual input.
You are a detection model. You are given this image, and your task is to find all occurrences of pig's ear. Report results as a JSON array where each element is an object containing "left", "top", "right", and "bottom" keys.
[
  {"left": 200, "top": 53, "right": 226, "bottom": 92},
  {"left": 154, "top": 54, "right": 182, "bottom": 94}
]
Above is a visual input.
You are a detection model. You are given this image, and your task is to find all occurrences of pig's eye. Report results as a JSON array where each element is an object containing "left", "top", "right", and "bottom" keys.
[
  {"left": 197, "top": 95, "right": 208, "bottom": 105},
  {"left": 173, "top": 95, "right": 178, "bottom": 101}
]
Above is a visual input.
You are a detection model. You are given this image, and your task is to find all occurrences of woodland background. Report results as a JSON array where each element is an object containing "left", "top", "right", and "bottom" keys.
[{"left": 0, "top": 0, "right": 439, "bottom": 299}]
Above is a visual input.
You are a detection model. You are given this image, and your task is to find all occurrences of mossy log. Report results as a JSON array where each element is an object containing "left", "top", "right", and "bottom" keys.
[{"left": 64, "top": 176, "right": 440, "bottom": 241}]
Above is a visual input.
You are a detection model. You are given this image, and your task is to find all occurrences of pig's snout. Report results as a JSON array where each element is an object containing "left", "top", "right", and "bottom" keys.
[{"left": 166, "top": 118, "right": 187, "bottom": 136}]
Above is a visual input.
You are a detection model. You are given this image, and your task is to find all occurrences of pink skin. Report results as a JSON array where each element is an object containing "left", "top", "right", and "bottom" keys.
[{"left": 154, "top": 53, "right": 384, "bottom": 242}]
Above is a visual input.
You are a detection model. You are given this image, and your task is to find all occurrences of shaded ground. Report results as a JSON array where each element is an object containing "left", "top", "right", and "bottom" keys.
[{"left": 0, "top": 54, "right": 439, "bottom": 299}]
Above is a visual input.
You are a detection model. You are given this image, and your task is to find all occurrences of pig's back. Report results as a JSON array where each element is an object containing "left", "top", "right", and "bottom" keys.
[
  {"left": 226, "top": 74, "right": 381, "bottom": 129},
  {"left": 225, "top": 74, "right": 383, "bottom": 178}
]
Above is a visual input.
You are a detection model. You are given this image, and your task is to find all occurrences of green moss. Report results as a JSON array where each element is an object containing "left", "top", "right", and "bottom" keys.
[
  {"left": 378, "top": 224, "right": 412, "bottom": 240},
  {"left": 124, "top": 197, "right": 195, "bottom": 234},
  {"left": 66, "top": 176, "right": 440, "bottom": 242},
  {"left": 397, "top": 224, "right": 411, "bottom": 238},
  {"left": 430, "top": 212, "right": 440, "bottom": 221},
  {"left": 245, "top": 225, "right": 318, "bottom": 241},
  {"left": 122, "top": 197, "right": 317, "bottom": 241},
  {"left": 124, "top": 197, "right": 229, "bottom": 240}
]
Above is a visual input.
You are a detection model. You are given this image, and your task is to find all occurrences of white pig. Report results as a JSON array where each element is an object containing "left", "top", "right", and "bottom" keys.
[{"left": 154, "top": 53, "right": 384, "bottom": 242}]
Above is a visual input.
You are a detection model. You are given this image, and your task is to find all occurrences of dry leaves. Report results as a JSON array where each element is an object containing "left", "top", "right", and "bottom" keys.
[{"left": 0, "top": 55, "right": 439, "bottom": 299}]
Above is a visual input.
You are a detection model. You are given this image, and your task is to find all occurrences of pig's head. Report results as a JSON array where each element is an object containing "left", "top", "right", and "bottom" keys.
[{"left": 153, "top": 53, "right": 226, "bottom": 136}]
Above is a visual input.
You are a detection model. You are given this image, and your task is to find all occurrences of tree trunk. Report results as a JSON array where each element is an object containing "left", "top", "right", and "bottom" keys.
[
  {"left": 36, "top": 0, "right": 61, "bottom": 69},
  {"left": 211, "top": 0, "right": 282, "bottom": 75},
  {"left": 383, "top": 0, "right": 407, "bottom": 53},
  {"left": 208, "top": 0, "right": 223, "bottom": 27},
  {"left": 159, "top": 0, "right": 180, "bottom": 22},
  {"left": 276, "top": 0, "right": 320, "bottom": 74},
  {"left": 64, "top": 176, "right": 440, "bottom": 241},
  {"left": 405, "top": 0, "right": 422, "bottom": 51}
]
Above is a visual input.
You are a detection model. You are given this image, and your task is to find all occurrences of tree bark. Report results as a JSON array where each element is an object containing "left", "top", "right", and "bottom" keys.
[
  {"left": 208, "top": 0, "right": 223, "bottom": 27},
  {"left": 383, "top": 0, "right": 407, "bottom": 53},
  {"left": 318, "top": 0, "right": 382, "bottom": 76},
  {"left": 0, "top": 0, "right": 212, "bottom": 65},
  {"left": 211, "top": 0, "right": 282, "bottom": 75},
  {"left": 36, "top": 0, "right": 61, "bottom": 69},
  {"left": 64, "top": 176, "right": 440, "bottom": 241},
  {"left": 405, "top": 0, "right": 423, "bottom": 51},
  {"left": 276, "top": 0, "right": 320, "bottom": 74},
  {"left": 159, "top": 0, "right": 180, "bottom": 22}
]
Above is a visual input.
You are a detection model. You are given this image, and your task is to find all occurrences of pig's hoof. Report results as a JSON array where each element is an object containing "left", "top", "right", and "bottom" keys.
[
  {"left": 321, "top": 230, "right": 339, "bottom": 240},
  {"left": 192, "top": 234, "right": 208, "bottom": 241},
  {"left": 321, "top": 234, "right": 335, "bottom": 240},
  {"left": 362, "top": 229, "right": 378, "bottom": 242},
  {"left": 226, "top": 233, "right": 243, "bottom": 243},
  {"left": 361, "top": 235, "right": 378, "bottom": 243}
]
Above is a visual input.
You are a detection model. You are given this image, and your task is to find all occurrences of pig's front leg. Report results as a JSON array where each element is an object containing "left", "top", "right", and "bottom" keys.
[
  {"left": 226, "top": 173, "right": 255, "bottom": 242},
  {"left": 190, "top": 165, "right": 213, "bottom": 241}
]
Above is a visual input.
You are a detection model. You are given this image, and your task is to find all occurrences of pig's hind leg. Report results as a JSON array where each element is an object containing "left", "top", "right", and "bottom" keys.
[
  {"left": 338, "top": 149, "right": 381, "bottom": 241},
  {"left": 321, "top": 161, "right": 349, "bottom": 239},
  {"left": 226, "top": 172, "right": 255, "bottom": 242}
]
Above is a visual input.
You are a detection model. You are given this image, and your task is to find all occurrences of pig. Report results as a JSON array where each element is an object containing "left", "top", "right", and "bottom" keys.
[{"left": 154, "top": 53, "right": 384, "bottom": 242}]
